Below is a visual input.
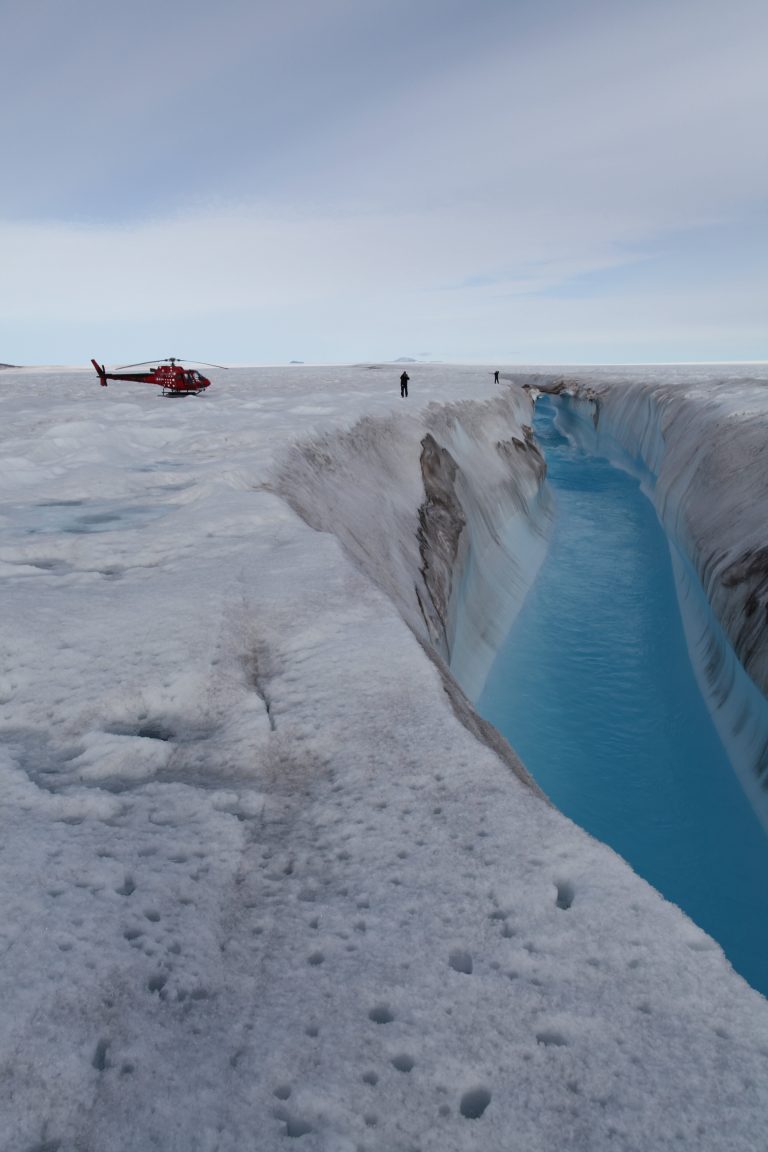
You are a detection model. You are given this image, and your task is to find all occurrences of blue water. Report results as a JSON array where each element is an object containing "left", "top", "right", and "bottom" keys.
[{"left": 478, "top": 395, "right": 768, "bottom": 996}]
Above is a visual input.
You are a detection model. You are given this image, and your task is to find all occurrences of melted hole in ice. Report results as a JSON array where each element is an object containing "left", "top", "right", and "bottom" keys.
[
  {"left": 448, "top": 948, "right": 473, "bottom": 975},
  {"left": 284, "top": 1115, "right": 313, "bottom": 1139},
  {"left": 137, "top": 723, "right": 176, "bottom": 742},
  {"left": 102, "top": 716, "right": 185, "bottom": 745},
  {"left": 92, "top": 1039, "right": 110, "bottom": 1071},
  {"left": 127, "top": 723, "right": 177, "bottom": 741},
  {"left": 459, "top": 1087, "right": 491, "bottom": 1120},
  {"left": 536, "top": 1028, "right": 568, "bottom": 1048},
  {"left": 555, "top": 881, "right": 575, "bottom": 910},
  {"left": 368, "top": 1004, "right": 394, "bottom": 1024}
]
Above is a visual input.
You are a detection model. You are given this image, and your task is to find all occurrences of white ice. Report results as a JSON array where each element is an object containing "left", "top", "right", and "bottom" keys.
[{"left": 1, "top": 362, "right": 768, "bottom": 1152}]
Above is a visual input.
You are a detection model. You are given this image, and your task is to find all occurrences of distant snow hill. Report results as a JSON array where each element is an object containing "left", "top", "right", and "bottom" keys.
[
  {"left": 393, "top": 356, "right": 417, "bottom": 363},
  {"left": 0, "top": 363, "right": 16, "bottom": 369}
]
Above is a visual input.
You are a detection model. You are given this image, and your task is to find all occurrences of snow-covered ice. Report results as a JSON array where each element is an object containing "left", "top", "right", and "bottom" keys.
[{"left": 1, "top": 363, "right": 768, "bottom": 1152}]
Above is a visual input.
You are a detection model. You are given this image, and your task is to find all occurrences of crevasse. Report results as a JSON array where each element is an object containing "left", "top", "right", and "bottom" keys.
[
  {"left": 278, "top": 388, "right": 553, "bottom": 789},
  {"left": 279, "top": 371, "right": 768, "bottom": 832}
]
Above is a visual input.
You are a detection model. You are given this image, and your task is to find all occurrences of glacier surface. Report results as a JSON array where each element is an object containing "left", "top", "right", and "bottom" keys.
[{"left": 0, "top": 363, "right": 767, "bottom": 1151}]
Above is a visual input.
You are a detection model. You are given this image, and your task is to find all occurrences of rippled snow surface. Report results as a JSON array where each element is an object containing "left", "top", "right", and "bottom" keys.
[{"left": 479, "top": 395, "right": 768, "bottom": 996}]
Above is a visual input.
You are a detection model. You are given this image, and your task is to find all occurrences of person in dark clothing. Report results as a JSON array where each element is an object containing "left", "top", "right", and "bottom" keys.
[
  {"left": 400, "top": 371, "right": 409, "bottom": 398},
  {"left": 494, "top": 370, "right": 500, "bottom": 384}
]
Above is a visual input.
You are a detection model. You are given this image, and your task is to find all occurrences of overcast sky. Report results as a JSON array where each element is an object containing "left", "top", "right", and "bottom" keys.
[{"left": 1, "top": 0, "right": 766, "bottom": 365}]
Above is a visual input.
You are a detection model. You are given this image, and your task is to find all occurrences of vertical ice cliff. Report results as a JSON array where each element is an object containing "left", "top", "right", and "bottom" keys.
[
  {"left": 278, "top": 389, "right": 551, "bottom": 693},
  {"left": 517, "top": 371, "right": 768, "bottom": 827},
  {"left": 277, "top": 387, "right": 551, "bottom": 788}
]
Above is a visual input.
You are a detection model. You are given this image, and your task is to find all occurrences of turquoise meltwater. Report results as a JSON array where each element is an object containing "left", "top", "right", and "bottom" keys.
[{"left": 478, "top": 395, "right": 768, "bottom": 996}]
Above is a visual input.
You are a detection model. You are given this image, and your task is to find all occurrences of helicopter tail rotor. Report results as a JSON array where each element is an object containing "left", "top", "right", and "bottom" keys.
[{"left": 91, "top": 359, "right": 108, "bottom": 387}]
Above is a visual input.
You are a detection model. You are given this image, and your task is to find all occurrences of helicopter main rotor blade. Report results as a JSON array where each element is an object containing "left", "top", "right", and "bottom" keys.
[
  {"left": 114, "top": 358, "right": 228, "bottom": 371},
  {"left": 172, "top": 359, "right": 229, "bottom": 370},
  {"left": 114, "top": 359, "right": 170, "bottom": 370}
]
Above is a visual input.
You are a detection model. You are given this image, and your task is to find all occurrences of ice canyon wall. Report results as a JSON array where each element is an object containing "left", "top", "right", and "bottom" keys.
[
  {"left": 277, "top": 389, "right": 551, "bottom": 793},
  {"left": 278, "top": 389, "right": 552, "bottom": 700}
]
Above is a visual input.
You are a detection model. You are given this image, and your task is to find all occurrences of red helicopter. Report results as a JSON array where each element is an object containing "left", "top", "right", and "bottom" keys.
[{"left": 91, "top": 357, "right": 224, "bottom": 396}]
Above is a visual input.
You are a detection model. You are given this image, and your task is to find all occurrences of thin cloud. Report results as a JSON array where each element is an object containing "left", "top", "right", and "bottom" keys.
[{"left": 1, "top": 0, "right": 766, "bottom": 362}]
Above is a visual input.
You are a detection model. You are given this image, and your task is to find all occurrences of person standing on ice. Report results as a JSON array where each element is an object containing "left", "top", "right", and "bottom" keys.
[
  {"left": 494, "top": 370, "right": 500, "bottom": 383},
  {"left": 400, "top": 371, "right": 409, "bottom": 398}
]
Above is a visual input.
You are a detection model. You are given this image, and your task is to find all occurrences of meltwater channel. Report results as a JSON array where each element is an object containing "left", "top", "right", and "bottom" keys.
[{"left": 477, "top": 395, "right": 768, "bottom": 997}]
